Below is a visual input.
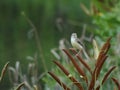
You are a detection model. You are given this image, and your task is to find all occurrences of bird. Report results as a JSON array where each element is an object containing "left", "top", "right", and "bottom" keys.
[{"left": 71, "top": 33, "right": 90, "bottom": 60}]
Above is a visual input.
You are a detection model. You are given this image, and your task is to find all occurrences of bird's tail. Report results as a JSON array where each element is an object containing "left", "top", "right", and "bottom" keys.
[{"left": 82, "top": 49, "right": 90, "bottom": 60}]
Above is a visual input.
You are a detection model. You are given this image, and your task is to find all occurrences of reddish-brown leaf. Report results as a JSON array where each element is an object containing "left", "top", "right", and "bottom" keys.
[
  {"left": 102, "top": 66, "right": 116, "bottom": 84},
  {"left": 76, "top": 55, "right": 92, "bottom": 75},
  {"left": 96, "top": 85, "right": 100, "bottom": 90},
  {"left": 48, "top": 72, "right": 71, "bottom": 90},
  {"left": 96, "top": 55, "right": 108, "bottom": 79},
  {"left": 96, "top": 37, "right": 111, "bottom": 67},
  {"left": 53, "top": 61, "right": 69, "bottom": 76},
  {"left": 68, "top": 76, "right": 84, "bottom": 90},
  {"left": 88, "top": 70, "right": 97, "bottom": 90},
  {"left": 89, "top": 54, "right": 107, "bottom": 90},
  {"left": 63, "top": 49, "right": 87, "bottom": 81},
  {"left": 70, "top": 48, "right": 92, "bottom": 75},
  {"left": 87, "top": 37, "right": 112, "bottom": 90},
  {"left": 100, "top": 37, "right": 111, "bottom": 54},
  {"left": 112, "top": 77, "right": 120, "bottom": 90},
  {"left": 54, "top": 61, "right": 84, "bottom": 90}
]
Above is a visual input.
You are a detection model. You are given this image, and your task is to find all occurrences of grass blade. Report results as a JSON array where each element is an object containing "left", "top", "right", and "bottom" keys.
[
  {"left": 0, "top": 62, "right": 9, "bottom": 82},
  {"left": 16, "top": 82, "right": 25, "bottom": 90}
]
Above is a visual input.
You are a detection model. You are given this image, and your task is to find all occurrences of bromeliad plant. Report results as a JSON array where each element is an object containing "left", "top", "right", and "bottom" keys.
[{"left": 48, "top": 37, "right": 120, "bottom": 90}]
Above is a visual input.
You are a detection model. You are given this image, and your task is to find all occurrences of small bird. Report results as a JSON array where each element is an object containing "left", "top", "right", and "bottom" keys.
[{"left": 71, "top": 33, "right": 90, "bottom": 60}]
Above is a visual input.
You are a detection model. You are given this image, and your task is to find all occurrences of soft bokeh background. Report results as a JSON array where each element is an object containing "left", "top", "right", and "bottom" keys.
[{"left": 0, "top": 0, "right": 120, "bottom": 90}]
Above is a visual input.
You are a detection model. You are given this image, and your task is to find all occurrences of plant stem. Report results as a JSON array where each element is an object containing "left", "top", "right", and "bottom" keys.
[{"left": 22, "top": 12, "right": 47, "bottom": 72}]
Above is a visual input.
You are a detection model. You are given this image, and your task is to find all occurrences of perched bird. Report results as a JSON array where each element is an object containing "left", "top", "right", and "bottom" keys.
[{"left": 71, "top": 33, "right": 90, "bottom": 60}]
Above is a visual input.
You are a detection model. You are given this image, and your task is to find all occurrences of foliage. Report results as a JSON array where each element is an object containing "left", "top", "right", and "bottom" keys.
[
  {"left": 80, "top": 0, "right": 120, "bottom": 84},
  {"left": 8, "top": 54, "right": 44, "bottom": 90},
  {"left": 0, "top": 0, "right": 120, "bottom": 89},
  {"left": 80, "top": 0, "right": 120, "bottom": 39}
]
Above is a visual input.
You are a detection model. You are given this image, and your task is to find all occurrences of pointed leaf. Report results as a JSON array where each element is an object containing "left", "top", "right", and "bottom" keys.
[
  {"left": 48, "top": 72, "right": 70, "bottom": 90},
  {"left": 54, "top": 61, "right": 84, "bottom": 90},
  {"left": 63, "top": 49, "right": 88, "bottom": 83},
  {"left": 111, "top": 77, "right": 120, "bottom": 90},
  {"left": 102, "top": 66, "right": 116, "bottom": 84}
]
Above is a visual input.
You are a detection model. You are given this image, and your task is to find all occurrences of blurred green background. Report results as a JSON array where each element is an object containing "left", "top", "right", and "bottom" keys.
[
  {"left": 0, "top": 0, "right": 90, "bottom": 89},
  {"left": 0, "top": 0, "right": 120, "bottom": 90}
]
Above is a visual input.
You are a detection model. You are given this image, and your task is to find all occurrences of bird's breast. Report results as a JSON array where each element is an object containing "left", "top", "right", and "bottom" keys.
[{"left": 71, "top": 40, "right": 83, "bottom": 50}]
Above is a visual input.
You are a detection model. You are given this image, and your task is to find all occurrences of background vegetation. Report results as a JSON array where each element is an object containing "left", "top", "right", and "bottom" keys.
[{"left": 0, "top": 0, "right": 120, "bottom": 90}]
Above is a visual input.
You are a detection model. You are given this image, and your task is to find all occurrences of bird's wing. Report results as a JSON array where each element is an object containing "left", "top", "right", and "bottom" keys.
[{"left": 76, "top": 38, "right": 84, "bottom": 47}]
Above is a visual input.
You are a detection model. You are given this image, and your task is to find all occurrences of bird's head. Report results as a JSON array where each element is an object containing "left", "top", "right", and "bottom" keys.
[{"left": 71, "top": 33, "right": 77, "bottom": 38}]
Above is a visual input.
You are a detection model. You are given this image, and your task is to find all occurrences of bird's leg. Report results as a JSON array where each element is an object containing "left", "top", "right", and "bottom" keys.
[
  {"left": 69, "top": 48, "right": 75, "bottom": 51},
  {"left": 76, "top": 49, "right": 82, "bottom": 57},
  {"left": 69, "top": 48, "right": 82, "bottom": 57},
  {"left": 69, "top": 48, "right": 78, "bottom": 54}
]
